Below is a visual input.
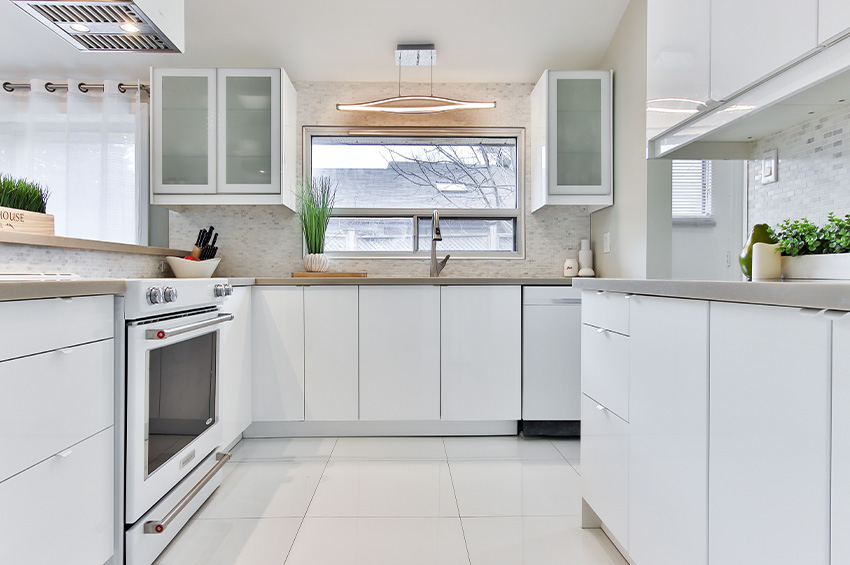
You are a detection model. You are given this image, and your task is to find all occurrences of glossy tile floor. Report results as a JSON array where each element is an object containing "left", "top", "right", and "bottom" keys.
[{"left": 154, "top": 436, "right": 626, "bottom": 565}]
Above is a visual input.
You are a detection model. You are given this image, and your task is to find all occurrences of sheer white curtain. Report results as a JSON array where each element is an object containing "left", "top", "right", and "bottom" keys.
[{"left": 0, "top": 79, "right": 147, "bottom": 244}]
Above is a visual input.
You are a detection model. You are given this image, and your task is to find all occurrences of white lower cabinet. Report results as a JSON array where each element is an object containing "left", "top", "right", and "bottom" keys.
[
  {"left": 709, "top": 302, "right": 830, "bottom": 565},
  {"left": 251, "top": 287, "right": 305, "bottom": 421},
  {"left": 833, "top": 312, "right": 850, "bottom": 564},
  {"left": 0, "top": 427, "right": 114, "bottom": 565},
  {"left": 580, "top": 324, "right": 629, "bottom": 421},
  {"left": 359, "top": 286, "right": 441, "bottom": 421},
  {"left": 220, "top": 286, "right": 253, "bottom": 447},
  {"left": 628, "top": 296, "right": 708, "bottom": 565},
  {"left": 581, "top": 393, "right": 629, "bottom": 550},
  {"left": 440, "top": 286, "right": 521, "bottom": 421},
  {"left": 304, "top": 286, "right": 359, "bottom": 421}
]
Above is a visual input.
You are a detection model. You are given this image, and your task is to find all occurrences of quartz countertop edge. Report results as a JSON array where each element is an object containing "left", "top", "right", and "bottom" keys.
[
  {"left": 572, "top": 278, "right": 850, "bottom": 311},
  {"left": 252, "top": 277, "right": 574, "bottom": 286},
  {"left": 0, "top": 280, "right": 127, "bottom": 302}
]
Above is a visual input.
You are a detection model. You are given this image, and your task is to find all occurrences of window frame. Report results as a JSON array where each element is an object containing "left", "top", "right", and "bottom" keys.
[
  {"left": 303, "top": 126, "right": 526, "bottom": 259},
  {"left": 672, "top": 159, "right": 716, "bottom": 227}
]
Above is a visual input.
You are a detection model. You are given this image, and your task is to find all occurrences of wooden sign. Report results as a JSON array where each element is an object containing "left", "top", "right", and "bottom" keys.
[{"left": 0, "top": 206, "right": 55, "bottom": 236}]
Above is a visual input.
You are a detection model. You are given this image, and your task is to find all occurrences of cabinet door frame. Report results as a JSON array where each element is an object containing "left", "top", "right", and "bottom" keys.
[
  {"left": 216, "top": 68, "right": 281, "bottom": 195},
  {"left": 151, "top": 68, "right": 217, "bottom": 195}
]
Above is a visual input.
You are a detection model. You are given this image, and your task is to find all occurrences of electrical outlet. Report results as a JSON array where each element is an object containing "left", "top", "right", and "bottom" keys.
[{"left": 603, "top": 232, "right": 611, "bottom": 253}]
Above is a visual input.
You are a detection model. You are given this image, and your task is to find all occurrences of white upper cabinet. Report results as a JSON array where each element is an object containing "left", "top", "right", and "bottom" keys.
[
  {"left": 710, "top": 0, "right": 819, "bottom": 102},
  {"left": 819, "top": 0, "right": 850, "bottom": 43},
  {"left": 530, "top": 70, "right": 612, "bottom": 212},
  {"left": 152, "top": 67, "right": 296, "bottom": 208},
  {"left": 646, "top": 0, "right": 711, "bottom": 141}
]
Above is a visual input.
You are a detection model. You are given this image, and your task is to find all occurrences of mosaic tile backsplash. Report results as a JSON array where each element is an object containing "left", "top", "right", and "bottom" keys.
[
  {"left": 169, "top": 81, "right": 591, "bottom": 278},
  {"left": 748, "top": 104, "right": 850, "bottom": 231}
]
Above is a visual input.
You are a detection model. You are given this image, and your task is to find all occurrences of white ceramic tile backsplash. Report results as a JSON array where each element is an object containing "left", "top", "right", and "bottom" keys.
[
  {"left": 169, "top": 81, "right": 590, "bottom": 278},
  {"left": 748, "top": 104, "right": 850, "bottom": 231}
]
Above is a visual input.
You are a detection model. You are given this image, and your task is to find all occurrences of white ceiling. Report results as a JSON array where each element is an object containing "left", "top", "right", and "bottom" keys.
[{"left": 0, "top": 0, "right": 630, "bottom": 84}]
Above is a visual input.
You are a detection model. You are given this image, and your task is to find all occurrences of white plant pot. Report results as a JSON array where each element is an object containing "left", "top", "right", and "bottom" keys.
[
  {"left": 781, "top": 253, "right": 850, "bottom": 280},
  {"left": 304, "top": 253, "right": 329, "bottom": 273}
]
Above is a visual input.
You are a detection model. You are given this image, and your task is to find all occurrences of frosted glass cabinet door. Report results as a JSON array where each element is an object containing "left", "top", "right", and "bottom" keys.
[
  {"left": 217, "top": 69, "right": 281, "bottom": 194},
  {"left": 547, "top": 70, "right": 611, "bottom": 196},
  {"left": 152, "top": 68, "right": 216, "bottom": 194}
]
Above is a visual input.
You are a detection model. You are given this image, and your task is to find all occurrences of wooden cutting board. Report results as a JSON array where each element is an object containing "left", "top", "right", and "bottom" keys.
[{"left": 291, "top": 272, "right": 367, "bottom": 278}]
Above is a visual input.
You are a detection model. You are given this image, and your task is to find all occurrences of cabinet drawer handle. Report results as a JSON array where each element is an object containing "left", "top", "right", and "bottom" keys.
[
  {"left": 596, "top": 404, "right": 606, "bottom": 411},
  {"left": 58, "top": 348, "right": 73, "bottom": 355},
  {"left": 624, "top": 294, "right": 632, "bottom": 300},
  {"left": 57, "top": 448, "right": 73, "bottom": 458},
  {"left": 596, "top": 290, "right": 604, "bottom": 295},
  {"left": 596, "top": 328, "right": 606, "bottom": 334}
]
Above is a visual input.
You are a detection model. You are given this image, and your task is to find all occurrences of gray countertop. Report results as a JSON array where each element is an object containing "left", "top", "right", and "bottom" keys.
[
  {"left": 572, "top": 278, "right": 850, "bottom": 311},
  {"left": 0, "top": 279, "right": 127, "bottom": 302},
  {"left": 253, "top": 277, "right": 574, "bottom": 286}
]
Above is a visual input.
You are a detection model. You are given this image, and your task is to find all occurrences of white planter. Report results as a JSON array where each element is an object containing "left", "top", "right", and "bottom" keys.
[
  {"left": 304, "top": 253, "right": 329, "bottom": 273},
  {"left": 781, "top": 253, "right": 850, "bottom": 280}
]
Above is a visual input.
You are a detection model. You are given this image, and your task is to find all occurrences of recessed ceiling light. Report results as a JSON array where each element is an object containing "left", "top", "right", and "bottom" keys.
[
  {"left": 120, "top": 22, "right": 140, "bottom": 33},
  {"left": 69, "top": 23, "right": 90, "bottom": 33}
]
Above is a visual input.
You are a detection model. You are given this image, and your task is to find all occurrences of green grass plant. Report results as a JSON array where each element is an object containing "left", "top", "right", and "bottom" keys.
[
  {"left": 0, "top": 173, "right": 49, "bottom": 213},
  {"left": 296, "top": 176, "right": 336, "bottom": 254}
]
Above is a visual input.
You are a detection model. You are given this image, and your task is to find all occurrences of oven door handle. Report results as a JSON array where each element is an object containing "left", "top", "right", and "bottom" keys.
[
  {"left": 143, "top": 452, "right": 231, "bottom": 534},
  {"left": 145, "top": 313, "right": 234, "bottom": 340}
]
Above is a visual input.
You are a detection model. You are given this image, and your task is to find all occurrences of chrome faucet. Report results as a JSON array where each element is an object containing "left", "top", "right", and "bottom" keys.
[{"left": 430, "top": 210, "right": 450, "bottom": 277}]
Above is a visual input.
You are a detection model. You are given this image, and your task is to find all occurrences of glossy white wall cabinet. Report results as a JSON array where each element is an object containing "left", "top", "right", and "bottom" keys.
[
  {"left": 251, "top": 287, "right": 305, "bottom": 421},
  {"left": 710, "top": 0, "right": 818, "bottom": 102},
  {"left": 304, "top": 286, "right": 359, "bottom": 421},
  {"left": 629, "top": 296, "right": 708, "bottom": 565},
  {"left": 530, "top": 70, "right": 613, "bottom": 211},
  {"left": 646, "top": 0, "right": 711, "bottom": 141},
  {"left": 833, "top": 312, "right": 850, "bottom": 564},
  {"left": 359, "top": 286, "right": 440, "bottom": 420},
  {"left": 709, "top": 302, "right": 830, "bottom": 564},
  {"left": 219, "top": 286, "right": 253, "bottom": 447},
  {"left": 440, "top": 286, "right": 521, "bottom": 420},
  {"left": 522, "top": 287, "right": 582, "bottom": 420},
  {"left": 819, "top": 0, "right": 850, "bottom": 43},
  {"left": 152, "top": 67, "right": 296, "bottom": 207}
]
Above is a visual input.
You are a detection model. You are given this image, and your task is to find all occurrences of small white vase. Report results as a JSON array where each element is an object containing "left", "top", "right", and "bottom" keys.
[
  {"left": 578, "top": 239, "right": 595, "bottom": 277},
  {"left": 563, "top": 258, "right": 578, "bottom": 277},
  {"left": 304, "top": 253, "right": 329, "bottom": 273},
  {"left": 752, "top": 243, "right": 781, "bottom": 280}
]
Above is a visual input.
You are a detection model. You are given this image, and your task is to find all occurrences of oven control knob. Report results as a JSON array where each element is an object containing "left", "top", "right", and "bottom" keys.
[
  {"left": 163, "top": 287, "right": 178, "bottom": 303},
  {"left": 214, "top": 284, "right": 226, "bottom": 297},
  {"left": 224, "top": 284, "right": 233, "bottom": 296},
  {"left": 147, "top": 287, "right": 164, "bottom": 305}
]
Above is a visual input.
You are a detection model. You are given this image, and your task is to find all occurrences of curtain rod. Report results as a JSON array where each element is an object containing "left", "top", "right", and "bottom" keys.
[{"left": 2, "top": 81, "right": 150, "bottom": 94}]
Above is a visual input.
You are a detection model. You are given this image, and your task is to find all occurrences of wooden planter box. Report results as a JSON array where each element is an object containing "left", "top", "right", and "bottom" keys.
[
  {"left": 781, "top": 253, "right": 850, "bottom": 280},
  {"left": 0, "top": 206, "right": 54, "bottom": 236}
]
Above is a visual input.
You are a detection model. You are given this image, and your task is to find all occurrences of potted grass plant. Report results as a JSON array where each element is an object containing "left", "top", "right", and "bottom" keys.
[
  {"left": 772, "top": 213, "right": 850, "bottom": 280},
  {"left": 0, "top": 173, "right": 53, "bottom": 236},
  {"left": 296, "top": 176, "right": 336, "bottom": 272}
]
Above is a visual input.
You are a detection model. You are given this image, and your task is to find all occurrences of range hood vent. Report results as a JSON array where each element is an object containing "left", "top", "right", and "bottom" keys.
[{"left": 10, "top": 0, "right": 184, "bottom": 52}]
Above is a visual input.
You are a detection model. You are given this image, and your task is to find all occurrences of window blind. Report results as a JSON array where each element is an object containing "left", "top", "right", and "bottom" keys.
[{"left": 672, "top": 160, "right": 713, "bottom": 218}]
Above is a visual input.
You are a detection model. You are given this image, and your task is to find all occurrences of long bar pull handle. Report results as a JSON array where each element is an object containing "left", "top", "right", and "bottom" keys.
[
  {"left": 145, "top": 313, "right": 234, "bottom": 340},
  {"left": 143, "top": 452, "right": 231, "bottom": 534}
]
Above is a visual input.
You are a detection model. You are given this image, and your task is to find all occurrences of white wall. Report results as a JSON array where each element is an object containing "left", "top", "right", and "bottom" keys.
[
  {"left": 671, "top": 160, "right": 745, "bottom": 281},
  {"left": 591, "top": 0, "right": 649, "bottom": 279}
]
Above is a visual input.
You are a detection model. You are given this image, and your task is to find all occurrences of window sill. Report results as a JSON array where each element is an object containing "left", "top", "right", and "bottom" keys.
[
  {"left": 324, "top": 251, "right": 525, "bottom": 260},
  {"left": 0, "top": 230, "right": 187, "bottom": 257},
  {"left": 673, "top": 217, "right": 717, "bottom": 227}
]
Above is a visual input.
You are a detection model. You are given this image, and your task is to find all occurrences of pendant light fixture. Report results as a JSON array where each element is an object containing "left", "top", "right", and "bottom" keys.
[{"left": 336, "top": 44, "right": 496, "bottom": 114}]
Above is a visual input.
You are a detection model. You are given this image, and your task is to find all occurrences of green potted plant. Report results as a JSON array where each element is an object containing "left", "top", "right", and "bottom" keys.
[
  {"left": 772, "top": 213, "right": 850, "bottom": 280},
  {"left": 0, "top": 173, "right": 53, "bottom": 236},
  {"left": 296, "top": 176, "right": 336, "bottom": 272}
]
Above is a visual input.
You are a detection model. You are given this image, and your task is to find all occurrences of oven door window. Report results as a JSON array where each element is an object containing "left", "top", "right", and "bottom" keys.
[{"left": 146, "top": 332, "right": 217, "bottom": 477}]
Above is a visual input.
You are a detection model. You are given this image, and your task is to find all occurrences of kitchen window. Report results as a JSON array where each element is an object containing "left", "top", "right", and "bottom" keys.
[
  {"left": 304, "top": 127, "right": 524, "bottom": 258},
  {"left": 672, "top": 160, "right": 714, "bottom": 225}
]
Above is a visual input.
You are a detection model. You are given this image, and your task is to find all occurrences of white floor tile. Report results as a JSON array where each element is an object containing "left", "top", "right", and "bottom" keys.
[
  {"left": 462, "top": 516, "right": 628, "bottom": 565},
  {"left": 550, "top": 438, "right": 581, "bottom": 460},
  {"left": 449, "top": 460, "right": 581, "bottom": 517},
  {"left": 231, "top": 438, "right": 336, "bottom": 461},
  {"left": 195, "top": 461, "right": 326, "bottom": 519},
  {"left": 443, "top": 436, "right": 565, "bottom": 461},
  {"left": 308, "top": 460, "right": 458, "bottom": 517},
  {"left": 285, "top": 517, "right": 470, "bottom": 565},
  {"left": 153, "top": 518, "right": 301, "bottom": 565},
  {"left": 331, "top": 437, "right": 447, "bottom": 460}
]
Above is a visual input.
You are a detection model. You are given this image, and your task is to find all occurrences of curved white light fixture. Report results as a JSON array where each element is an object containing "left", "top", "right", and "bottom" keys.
[{"left": 337, "top": 95, "right": 496, "bottom": 114}]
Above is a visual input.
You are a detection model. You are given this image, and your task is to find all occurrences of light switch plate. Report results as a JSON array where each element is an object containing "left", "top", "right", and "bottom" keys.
[
  {"left": 761, "top": 149, "right": 778, "bottom": 184},
  {"left": 603, "top": 232, "right": 611, "bottom": 253}
]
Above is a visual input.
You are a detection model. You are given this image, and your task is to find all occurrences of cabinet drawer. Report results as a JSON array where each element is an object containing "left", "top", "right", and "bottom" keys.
[
  {"left": 0, "top": 295, "right": 113, "bottom": 361},
  {"left": 581, "top": 324, "right": 629, "bottom": 421},
  {"left": 581, "top": 393, "right": 629, "bottom": 550},
  {"left": 0, "top": 427, "right": 114, "bottom": 565},
  {"left": 0, "top": 339, "right": 113, "bottom": 481},
  {"left": 581, "top": 289, "right": 630, "bottom": 335}
]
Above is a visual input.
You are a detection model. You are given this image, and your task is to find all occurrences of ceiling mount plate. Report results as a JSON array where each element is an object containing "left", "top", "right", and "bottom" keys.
[{"left": 395, "top": 43, "right": 436, "bottom": 66}]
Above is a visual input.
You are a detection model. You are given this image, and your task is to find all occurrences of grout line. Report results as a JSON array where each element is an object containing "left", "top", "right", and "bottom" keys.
[
  {"left": 281, "top": 437, "right": 339, "bottom": 565},
  {"left": 548, "top": 438, "right": 570, "bottom": 462},
  {"left": 443, "top": 437, "right": 473, "bottom": 565}
]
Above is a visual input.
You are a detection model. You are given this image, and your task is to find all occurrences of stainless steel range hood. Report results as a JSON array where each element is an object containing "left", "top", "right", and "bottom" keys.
[{"left": 10, "top": 0, "right": 184, "bottom": 52}]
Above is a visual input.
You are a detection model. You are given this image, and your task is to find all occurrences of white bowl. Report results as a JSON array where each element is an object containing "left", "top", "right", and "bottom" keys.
[{"left": 166, "top": 256, "right": 221, "bottom": 278}]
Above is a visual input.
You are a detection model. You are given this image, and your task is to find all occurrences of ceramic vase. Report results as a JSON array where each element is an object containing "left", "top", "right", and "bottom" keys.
[
  {"left": 578, "top": 239, "right": 595, "bottom": 277},
  {"left": 563, "top": 258, "right": 578, "bottom": 277},
  {"left": 752, "top": 242, "right": 781, "bottom": 280},
  {"left": 304, "top": 253, "right": 329, "bottom": 273},
  {"left": 739, "top": 224, "right": 776, "bottom": 280}
]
